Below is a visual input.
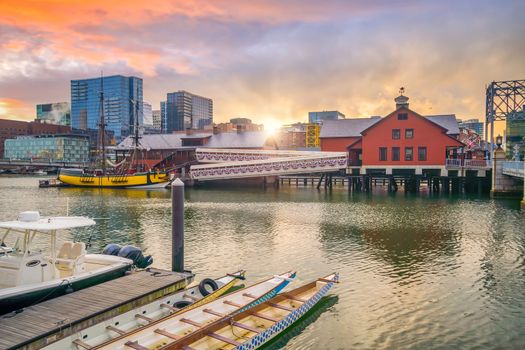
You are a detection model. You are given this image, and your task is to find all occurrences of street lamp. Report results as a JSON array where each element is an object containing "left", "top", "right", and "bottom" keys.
[{"left": 496, "top": 134, "right": 503, "bottom": 149}]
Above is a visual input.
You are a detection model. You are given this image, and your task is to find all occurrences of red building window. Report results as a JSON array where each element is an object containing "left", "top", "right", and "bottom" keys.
[
  {"left": 379, "top": 147, "right": 387, "bottom": 161},
  {"left": 418, "top": 147, "right": 427, "bottom": 161},
  {"left": 392, "top": 129, "right": 400, "bottom": 139},
  {"left": 405, "top": 128, "right": 413, "bottom": 139},
  {"left": 405, "top": 147, "right": 413, "bottom": 161},
  {"left": 398, "top": 113, "right": 408, "bottom": 120},
  {"left": 392, "top": 147, "right": 400, "bottom": 161}
]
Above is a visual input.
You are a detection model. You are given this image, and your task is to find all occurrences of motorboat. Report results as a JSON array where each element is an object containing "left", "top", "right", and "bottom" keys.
[{"left": 0, "top": 211, "right": 134, "bottom": 314}]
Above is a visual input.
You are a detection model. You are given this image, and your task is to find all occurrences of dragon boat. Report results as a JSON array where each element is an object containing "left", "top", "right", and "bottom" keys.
[
  {"left": 158, "top": 273, "right": 339, "bottom": 350},
  {"left": 92, "top": 271, "right": 296, "bottom": 350}
]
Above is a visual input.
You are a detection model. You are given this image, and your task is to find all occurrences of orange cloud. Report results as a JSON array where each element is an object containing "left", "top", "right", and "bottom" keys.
[{"left": 0, "top": 98, "right": 34, "bottom": 120}]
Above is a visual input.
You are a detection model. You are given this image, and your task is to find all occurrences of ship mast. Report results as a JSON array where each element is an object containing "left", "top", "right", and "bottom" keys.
[{"left": 97, "top": 72, "right": 107, "bottom": 174}]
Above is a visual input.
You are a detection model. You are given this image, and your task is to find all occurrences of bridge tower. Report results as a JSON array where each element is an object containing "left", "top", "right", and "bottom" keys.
[{"left": 485, "top": 79, "right": 525, "bottom": 157}]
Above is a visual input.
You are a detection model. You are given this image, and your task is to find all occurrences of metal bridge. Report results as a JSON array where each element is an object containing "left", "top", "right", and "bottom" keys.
[
  {"left": 0, "top": 158, "right": 88, "bottom": 169},
  {"left": 485, "top": 79, "right": 525, "bottom": 156},
  {"left": 191, "top": 148, "right": 348, "bottom": 181},
  {"left": 502, "top": 161, "right": 524, "bottom": 178}
]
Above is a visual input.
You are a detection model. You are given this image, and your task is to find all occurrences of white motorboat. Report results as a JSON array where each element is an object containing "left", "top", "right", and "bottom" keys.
[{"left": 0, "top": 211, "right": 134, "bottom": 314}]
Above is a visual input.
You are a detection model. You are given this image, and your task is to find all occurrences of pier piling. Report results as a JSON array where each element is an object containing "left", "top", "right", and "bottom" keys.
[{"left": 171, "top": 178, "right": 185, "bottom": 272}]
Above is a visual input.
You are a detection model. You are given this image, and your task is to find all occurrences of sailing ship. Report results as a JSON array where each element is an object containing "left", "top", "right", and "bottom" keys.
[{"left": 58, "top": 77, "right": 171, "bottom": 188}]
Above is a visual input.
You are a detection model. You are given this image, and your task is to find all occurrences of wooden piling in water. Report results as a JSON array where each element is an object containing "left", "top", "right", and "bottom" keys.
[{"left": 171, "top": 179, "right": 185, "bottom": 273}]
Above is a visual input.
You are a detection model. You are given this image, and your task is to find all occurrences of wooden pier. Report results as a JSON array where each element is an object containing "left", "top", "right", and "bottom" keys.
[
  {"left": 278, "top": 173, "right": 491, "bottom": 194},
  {"left": 0, "top": 268, "right": 193, "bottom": 350}
]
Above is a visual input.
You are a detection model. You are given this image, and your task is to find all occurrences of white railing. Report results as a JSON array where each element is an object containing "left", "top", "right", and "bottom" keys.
[
  {"left": 502, "top": 161, "right": 524, "bottom": 178},
  {"left": 191, "top": 155, "right": 348, "bottom": 180},
  {"left": 464, "top": 159, "right": 492, "bottom": 169},
  {"left": 195, "top": 148, "right": 347, "bottom": 163},
  {"left": 445, "top": 159, "right": 492, "bottom": 170},
  {"left": 445, "top": 159, "right": 462, "bottom": 168}
]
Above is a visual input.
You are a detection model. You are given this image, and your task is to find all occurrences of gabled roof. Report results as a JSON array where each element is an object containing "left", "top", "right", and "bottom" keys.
[
  {"left": 425, "top": 114, "right": 459, "bottom": 135},
  {"left": 360, "top": 108, "right": 459, "bottom": 135},
  {"left": 206, "top": 131, "right": 272, "bottom": 148},
  {"left": 117, "top": 131, "right": 273, "bottom": 150},
  {"left": 180, "top": 133, "right": 212, "bottom": 140},
  {"left": 320, "top": 117, "right": 381, "bottom": 138},
  {"left": 117, "top": 133, "right": 187, "bottom": 150}
]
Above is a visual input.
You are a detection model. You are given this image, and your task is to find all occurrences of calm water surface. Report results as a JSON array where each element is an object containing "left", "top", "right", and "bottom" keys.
[{"left": 1, "top": 177, "right": 525, "bottom": 349}]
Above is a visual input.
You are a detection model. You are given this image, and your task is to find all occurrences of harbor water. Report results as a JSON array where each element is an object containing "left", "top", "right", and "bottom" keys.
[{"left": 1, "top": 177, "right": 524, "bottom": 349}]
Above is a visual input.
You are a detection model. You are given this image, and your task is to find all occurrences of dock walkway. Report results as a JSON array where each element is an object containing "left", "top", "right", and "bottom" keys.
[{"left": 0, "top": 268, "right": 193, "bottom": 350}]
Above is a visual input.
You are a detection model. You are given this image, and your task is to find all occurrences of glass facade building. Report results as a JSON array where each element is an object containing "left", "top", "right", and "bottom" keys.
[
  {"left": 166, "top": 91, "right": 213, "bottom": 132},
  {"left": 36, "top": 102, "right": 71, "bottom": 126},
  {"left": 506, "top": 112, "right": 525, "bottom": 159},
  {"left": 308, "top": 111, "right": 346, "bottom": 124},
  {"left": 71, "top": 75, "right": 143, "bottom": 140},
  {"left": 160, "top": 101, "right": 167, "bottom": 133},
  {"left": 458, "top": 118, "right": 483, "bottom": 136},
  {"left": 4, "top": 135, "right": 90, "bottom": 162},
  {"left": 142, "top": 102, "right": 153, "bottom": 127}
]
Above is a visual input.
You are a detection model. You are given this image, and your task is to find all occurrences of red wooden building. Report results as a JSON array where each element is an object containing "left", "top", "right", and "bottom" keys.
[{"left": 320, "top": 94, "right": 463, "bottom": 175}]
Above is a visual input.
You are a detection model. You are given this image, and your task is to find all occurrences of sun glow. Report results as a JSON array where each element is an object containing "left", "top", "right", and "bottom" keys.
[
  {"left": 263, "top": 119, "right": 282, "bottom": 134},
  {"left": 0, "top": 102, "right": 8, "bottom": 116}
]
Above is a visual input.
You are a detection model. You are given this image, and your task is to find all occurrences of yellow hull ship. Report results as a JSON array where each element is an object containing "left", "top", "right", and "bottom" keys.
[{"left": 58, "top": 169, "right": 170, "bottom": 188}]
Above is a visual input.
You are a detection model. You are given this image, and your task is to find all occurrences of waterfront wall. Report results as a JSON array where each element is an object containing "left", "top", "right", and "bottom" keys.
[{"left": 491, "top": 149, "right": 523, "bottom": 197}]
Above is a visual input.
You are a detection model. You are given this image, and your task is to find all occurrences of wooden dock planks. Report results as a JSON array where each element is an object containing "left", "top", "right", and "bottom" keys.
[{"left": 0, "top": 268, "right": 193, "bottom": 350}]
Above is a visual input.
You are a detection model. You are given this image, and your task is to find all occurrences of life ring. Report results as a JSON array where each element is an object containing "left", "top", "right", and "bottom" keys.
[
  {"left": 173, "top": 300, "right": 192, "bottom": 309},
  {"left": 198, "top": 278, "right": 219, "bottom": 296}
]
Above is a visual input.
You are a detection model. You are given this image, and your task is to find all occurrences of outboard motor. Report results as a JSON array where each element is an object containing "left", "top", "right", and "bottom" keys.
[
  {"left": 117, "top": 245, "right": 153, "bottom": 268},
  {"left": 102, "top": 243, "right": 122, "bottom": 256}
]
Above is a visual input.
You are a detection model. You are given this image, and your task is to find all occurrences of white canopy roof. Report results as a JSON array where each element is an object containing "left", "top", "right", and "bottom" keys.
[{"left": 0, "top": 216, "right": 96, "bottom": 231}]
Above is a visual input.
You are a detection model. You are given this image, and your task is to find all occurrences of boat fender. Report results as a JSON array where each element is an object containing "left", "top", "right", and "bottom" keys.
[
  {"left": 117, "top": 245, "right": 153, "bottom": 269},
  {"left": 102, "top": 243, "right": 122, "bottom": 256},
  {"left": 173, "top": 300, "right": 192, "bottom": 309},
  {"left": 198, "top": 278, "right": 219, "bottom": 296},
  {"left": 65, "top": 281, "right": 74, "bottom": 294}
]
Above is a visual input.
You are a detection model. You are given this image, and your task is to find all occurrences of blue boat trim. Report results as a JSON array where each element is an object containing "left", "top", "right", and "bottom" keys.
[
  {"left": 233, "top": 272, "right": 297, "bottom": 316},
  {"left": 236, "top": 274, "right": 337, "bottom": 350}
]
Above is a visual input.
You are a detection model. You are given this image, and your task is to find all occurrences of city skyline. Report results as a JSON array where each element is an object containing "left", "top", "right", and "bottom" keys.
[{"left": 1, "top": 0, "right": 525, "bottom": 129}]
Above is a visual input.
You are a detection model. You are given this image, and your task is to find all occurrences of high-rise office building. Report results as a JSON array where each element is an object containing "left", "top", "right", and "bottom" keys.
[
  {"left": 458, "top": 118, "right": 483, "bottom": 136},
  {"left": 71, "top": 75, "right": 143, "bottom": 140},
  {"left": 505, "top": 109, "right": 525, "bottom": 159},
  {"left": 160, "top": 101, "right": 167, "bottom": 133},
  {"left": 36, "top": 102, "right": 71, "bottom": 126},
  {"left": 142, "top": 102, "right": 153, "bottom": 127},
  {"left": 308, "top": 111, "right": 345, "bottom": 124},
  {"left": 166, "top": 91, "right": 213, "bottom": 132},
  {"left": 152, "top": 110, "right": 162, "bottom": 130}
]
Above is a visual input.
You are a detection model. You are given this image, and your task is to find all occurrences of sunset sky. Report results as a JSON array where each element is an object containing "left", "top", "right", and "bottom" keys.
[{"left": 1, "top": 0, "right": 524, "bottom": 127}]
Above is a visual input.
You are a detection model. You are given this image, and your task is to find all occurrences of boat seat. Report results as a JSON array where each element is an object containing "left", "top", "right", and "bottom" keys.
[
  {"left": 71, "top": 242, "right": 86, "bottom": 259},
  {"left": 57, "top": 241, "right": 73, "bottom": 259},
  {"left": 55, "top": 242, "right": 86, "bottom": 272}
]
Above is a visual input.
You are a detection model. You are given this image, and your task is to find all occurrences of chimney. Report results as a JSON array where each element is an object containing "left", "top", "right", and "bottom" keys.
[
  {"left": 185, "top": 128, "right": 193, "bottom": 136},
  {"left": 213, "top": 126, "right": 220, "bottom": 135},
  {"left": 394, "top": 87, "right": 409, "bottom": 109}
]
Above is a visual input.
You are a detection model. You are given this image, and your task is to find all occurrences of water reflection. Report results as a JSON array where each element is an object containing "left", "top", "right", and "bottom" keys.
[{"left": 1, "top": 179, "right": 525, "bottom": 349}]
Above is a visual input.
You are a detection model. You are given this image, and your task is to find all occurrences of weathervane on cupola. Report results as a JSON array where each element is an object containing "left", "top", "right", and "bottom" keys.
[{"left": 395, "top": 86, "right": 409, "bottom": 109}]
